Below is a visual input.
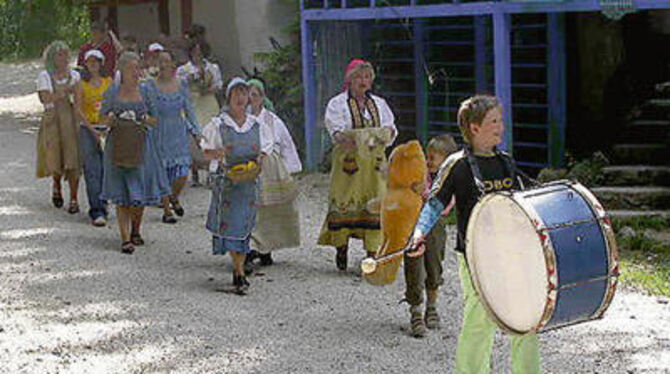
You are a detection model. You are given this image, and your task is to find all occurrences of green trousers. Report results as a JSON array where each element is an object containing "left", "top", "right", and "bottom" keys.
[{"left": 454, "top": 255, "right": 541, "bottom": 374}]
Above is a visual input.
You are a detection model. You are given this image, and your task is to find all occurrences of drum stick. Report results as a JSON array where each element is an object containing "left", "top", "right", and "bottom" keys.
[{"left": 360, "top": 244, "right": 419, "bottom": 275}]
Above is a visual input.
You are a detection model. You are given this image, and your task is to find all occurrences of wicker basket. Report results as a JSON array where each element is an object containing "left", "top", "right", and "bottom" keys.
[{"left": 226, "top": 160, "right": 260, "bottom": 184}]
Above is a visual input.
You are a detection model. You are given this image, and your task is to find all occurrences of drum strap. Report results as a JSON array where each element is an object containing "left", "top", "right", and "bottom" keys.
[{"left": 464, "top": 147, "right": 487, "bottom": 198}]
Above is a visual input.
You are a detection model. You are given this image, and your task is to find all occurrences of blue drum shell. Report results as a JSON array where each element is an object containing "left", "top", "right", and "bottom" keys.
[{"left": 522, "top": 184, "right": 609, "bottom": 329}]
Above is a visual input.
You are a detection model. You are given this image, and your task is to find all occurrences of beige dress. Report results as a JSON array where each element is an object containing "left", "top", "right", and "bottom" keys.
[{"left": 36, "top": 69, "right": 81, "bottom": 180}]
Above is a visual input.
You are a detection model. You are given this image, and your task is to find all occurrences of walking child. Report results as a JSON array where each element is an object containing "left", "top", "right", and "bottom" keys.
[
  {"left": 404, "top": 134, "right": 457, "bottom": 338},
  {"left": 408, "top": 95, "right": 541, "bottom": 373}
]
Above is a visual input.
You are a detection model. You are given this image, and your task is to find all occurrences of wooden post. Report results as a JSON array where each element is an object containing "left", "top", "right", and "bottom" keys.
[
  {"left": 107, "top": 5, "right": 119, "bottom": 36},
  {"left": 301, "top": 2, "right": 318, "bottom": 170},
  {"left": 158, "top": 0, "right": 170, "bottom": 35},
  {"left": 181, "top": 0, "right": 192, "bottom": 35},
  {"left": 493, "top": 10, "right": 513, "bottom": 153}
]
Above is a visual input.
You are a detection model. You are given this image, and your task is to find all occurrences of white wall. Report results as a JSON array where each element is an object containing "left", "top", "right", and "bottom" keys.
[
  {"left": 117, "top": 3, "right": 161, "bottom": 44},
  {"left": 234, "top": 0, "right": 296, "bottom": 71},
  {"left": 113, "top": 0, "right": 296, "bottom": 79}
]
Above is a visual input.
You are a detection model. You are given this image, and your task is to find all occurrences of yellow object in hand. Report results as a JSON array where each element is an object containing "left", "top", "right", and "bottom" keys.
[{"left": 230, "top": 164, "right": 248, "bottom": 173}]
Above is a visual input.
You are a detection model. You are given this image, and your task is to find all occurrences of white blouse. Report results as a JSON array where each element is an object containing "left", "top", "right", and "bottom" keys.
[
  {"left": 200, "top": 111, "right": 270, "bottom": 172},
  {"left": 176, "top": 60, "right": 223, "bottom": 90},
  {"left": 256, "top": 108, "right": 302, "bottom": 174},
  {"left": 36, "top": 69, "right": 81, "bottom": 109},
  {"left": 324, "top": 91, "right": 397, "bottom": 146}
]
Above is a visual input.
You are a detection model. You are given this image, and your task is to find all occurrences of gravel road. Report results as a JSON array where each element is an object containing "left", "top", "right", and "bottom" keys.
[{"left": 0, "top": 61, "right": 668, "bottom": 373}]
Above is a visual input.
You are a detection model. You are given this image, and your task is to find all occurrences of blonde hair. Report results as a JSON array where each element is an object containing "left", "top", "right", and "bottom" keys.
[
  {"left": 427, "top": 134, "right": 458, "bottom": 156},
  {"left": 457, "top": 95, "right": 501, "bottom": 143}
]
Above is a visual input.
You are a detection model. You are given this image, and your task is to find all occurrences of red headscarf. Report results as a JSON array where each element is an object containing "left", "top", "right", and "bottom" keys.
[{"left": 343, "top": 58, "right": 374, "bottom": 92}]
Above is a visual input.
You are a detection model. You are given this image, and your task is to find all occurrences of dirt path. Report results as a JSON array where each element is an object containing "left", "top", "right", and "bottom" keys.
[{"left": 0, "top": 61, "right": 668, "bottom": 373}]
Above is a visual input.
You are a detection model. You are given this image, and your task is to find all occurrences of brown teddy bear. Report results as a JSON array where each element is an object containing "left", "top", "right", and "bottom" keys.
[{"left": 363, "top": 140, "right": 427, "bottom": 285}]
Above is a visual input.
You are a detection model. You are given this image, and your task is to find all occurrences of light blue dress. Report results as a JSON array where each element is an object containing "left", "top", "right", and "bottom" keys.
[
  {"left": 205, "top": 114, "right": 261, "bottom": 255},
  {"left": 145, "top": 80, "right": 201, "bottom": 183},
  {"left": 100, "top": 84, "right": 171, "bottom": 206}
]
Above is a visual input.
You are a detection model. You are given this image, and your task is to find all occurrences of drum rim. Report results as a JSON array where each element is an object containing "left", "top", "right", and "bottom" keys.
[
  {"left": 569, "top": 182, "right": 620, "bottom": 320},
  {"left": 467, "top": 181, "right": 619, "bottom": 334},
  {"left": 466, "top": 192, "right": 553, "bottom": 335}
]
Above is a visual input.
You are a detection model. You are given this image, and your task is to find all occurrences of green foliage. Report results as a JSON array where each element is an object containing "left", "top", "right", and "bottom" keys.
[
  {"left": 618, "top": 234, "right": 670, "bottom": 297},
  {"left": 612, "top": 216, "right": 669, "bottom": 232},
  {"left": 615, "top": 220, "right": 670, "bottom": 297},
  {"left": 253, "top": 1, "right": 304, "bottom": 160},
  {"left": 536, "top": 151, "right": 609, "bottom": 187},
  {"left": 0, "top": 0, "right": 89, "bottom": 60}
]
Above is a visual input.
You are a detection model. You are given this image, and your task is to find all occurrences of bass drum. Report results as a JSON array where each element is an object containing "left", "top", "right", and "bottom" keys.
[{"left": 466, "top": 180, "right": 619, "bottom": 334}]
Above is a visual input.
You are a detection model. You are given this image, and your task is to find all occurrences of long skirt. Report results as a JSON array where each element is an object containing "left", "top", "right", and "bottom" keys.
[
  {"left": 190, "top": 91, "right": 219, "bottom": 171},
  {"left": 317, "top": 128, "right": 388, "bottom": 252},
  {"left": 251, "top": 152, "right": 300, "bottom": 253},
  {"left": 36, "top": 102, "right": 81, "bottom": 180}
]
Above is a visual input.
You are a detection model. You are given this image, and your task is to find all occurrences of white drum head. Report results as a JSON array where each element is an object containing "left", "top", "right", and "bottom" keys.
[{"left": 466, "top": 194, "right": 549, "bottom": 333}]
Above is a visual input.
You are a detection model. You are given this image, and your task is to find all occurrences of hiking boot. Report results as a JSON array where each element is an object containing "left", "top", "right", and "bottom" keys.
[
  {"left": 425, "top": 289, "right": 440, "bottom": 329},
  {"left": 410, "top": 305, "right": 426, "bottom": 338}
]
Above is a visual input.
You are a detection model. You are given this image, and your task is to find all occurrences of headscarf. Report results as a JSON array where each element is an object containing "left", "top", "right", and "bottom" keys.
[
  {"left": 43, "top": 40, "right": 70, "bottom": 76},
  {"left": 343, "top": 58, "right": 375, "bottom": 92},
  {"left": 226, "top": 77, "right": 250, "bottom": 102},
  {"left": 247, "top": 78, "right": 275, "bottom": 112}
]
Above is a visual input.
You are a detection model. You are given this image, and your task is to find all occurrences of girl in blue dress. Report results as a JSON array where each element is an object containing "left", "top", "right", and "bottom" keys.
[
  {"left": 100, "top": 51, "right": 171, "bottom": 254},
  {"left": 147, "top": 50, "right": 201, "bottom": 223},
  {"left": 201, "top": 78, "right": 267, "bottom": 294}
]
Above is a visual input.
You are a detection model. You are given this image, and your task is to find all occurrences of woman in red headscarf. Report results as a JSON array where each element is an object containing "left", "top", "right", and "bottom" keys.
[{"left": 317, "top": 59, "right": 397, "bottom": 271}]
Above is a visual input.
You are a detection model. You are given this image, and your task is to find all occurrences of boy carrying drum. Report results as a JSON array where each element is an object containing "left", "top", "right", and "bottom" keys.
[{"left": 408, "top": 95, "right": 541, "bottom": 373}]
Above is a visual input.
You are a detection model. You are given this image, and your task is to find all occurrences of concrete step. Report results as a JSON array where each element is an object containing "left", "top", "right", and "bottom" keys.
[
  {"left": 608, "top": 210, "right": 670, "bottom": 219},
  {"left": 593, "top": 186, "right": 670, "bottom": 210},
  {"left": 637, "top": 99, "right": 670, "bottom": 121},
  {"left": 621, "top": 120, "right": 670, "bottom": 143},
  {"left": 601, "top": 165, "right": 670, "bottom": 186},
  {"left": 611, "top": 144, "right": 670, "bottom": 165}
]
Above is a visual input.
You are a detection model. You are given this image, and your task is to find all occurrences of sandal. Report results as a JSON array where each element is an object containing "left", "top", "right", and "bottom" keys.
[
  {"left": 162, "top": 214, "right": 177, "bottom": 224},
  {"left": 170, "top": 197, "right": 184, "bottom": 217},
  {"left": 336, "top": 246, "right": 348, "bottom": 271},
  {"left": 130, "top": 233, "right": 145, "bottom": 246},
  {"left": 52, "top": 188, "right": 64, "bottom": 208},
  {"left": 259, "top": 253, "right": 273, "bottom": 266},
  {"left": 233, "top": 274, "right": 250, "bottom": 295},
  {"left": 121, "top": 241, "right": 135, "bottom": 255},
  {"left": 67, "top": 200, "right": 80, "bottom": 214}
]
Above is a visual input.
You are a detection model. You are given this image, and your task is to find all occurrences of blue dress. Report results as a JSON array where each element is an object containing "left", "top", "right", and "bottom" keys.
[
  {"left": 146, "top": 80, "right": 201, "bottom": 183},
  {"left": 100, "top": 84, "right": 171, "bottom": 206},
  {"left": 205, "top": 115, "right": 261, "bottom": 255}
]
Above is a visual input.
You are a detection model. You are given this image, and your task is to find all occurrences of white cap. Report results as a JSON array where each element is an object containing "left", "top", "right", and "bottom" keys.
[
  {"left": 84, "top": 49, "right": 105, "bottom": 63},
  {"left": 148, "top": 42, "right": 165, "bottom": 52},
  {"left": 226, "top": 77, "right": 249, "bottom": 98}
]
